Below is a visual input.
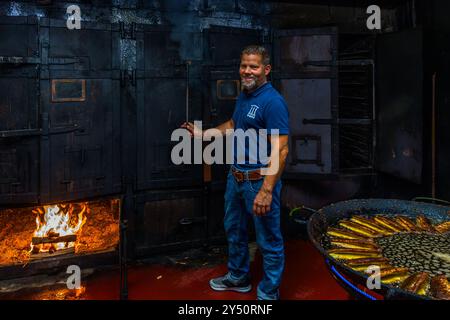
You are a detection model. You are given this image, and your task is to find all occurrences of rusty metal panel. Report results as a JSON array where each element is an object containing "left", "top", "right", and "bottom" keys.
[
  {"left": 136, "top": 76, "right": 203, "bottom": 190},
  {"left": 135, "top": 26, "right": 203, "bottom": 190},
  {"left": 278, "top": 34, "right": 332, "bottom": 73},
  {"left": 134, "top": 190, "right": 206, "bottom": 252},
  {"left": 0, "top": 72, "right": 38, "bottom": 132},
  {"left": 0, "top": 70, "right": 39, "bottom": 204},
  {"left": 47, "top": 21, "right": 115, "bottom": 71},
  {"left": 0, "top": 16, "right": 38, "bottom": 57},
  {"left": 143, "top": 28, "right": 183, "bottom": 68},
  {"left": 281, "top": 79, "right": 333, "bottom": 174},
  {"left": 39, "top": 19, "right": 122, "bottom": 202},
  {"left": 41, "top": 75, "right": 122, "bottom": 202},
  {"left": 375, "top": 28, "right": 423, "bottom": 183},
  {"left": 0, "top": 139, "right": 39, "bottom": 204},
  {"left": 205, "top": 26, "right": 263, "bottom": 66},
  {"left": 0, "top": 16, "right": 40, "bottom": 204},
  {"left": 273, "top": 27, "right": 338, "bottom": 177}
]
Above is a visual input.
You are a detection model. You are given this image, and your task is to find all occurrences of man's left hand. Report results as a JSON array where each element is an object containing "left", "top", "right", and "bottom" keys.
[{"left": 253, "top": 187, "right": 272, "bottom": 216}]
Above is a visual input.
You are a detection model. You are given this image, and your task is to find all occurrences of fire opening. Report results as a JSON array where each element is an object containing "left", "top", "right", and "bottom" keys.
[
  {"left": 30, "top": 203, "right": 88, "bottom": 258},
  {"left": 0, "top": 198, "right": 120, "bottom": 266}
]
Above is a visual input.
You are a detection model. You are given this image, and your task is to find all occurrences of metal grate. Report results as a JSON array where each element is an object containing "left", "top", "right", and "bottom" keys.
[{"left": 338, "top": 35, "right": 375, "bottom": 171}]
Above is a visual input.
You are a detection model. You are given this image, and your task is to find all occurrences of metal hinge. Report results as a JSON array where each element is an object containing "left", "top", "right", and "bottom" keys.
[
  {"left": 179, "top": 216, "right": 207, "bottom": 226},
  {"left": 120, "top": 70, "right": 136, "bottom": 87},
  {"left": 262, "top": 30, "right": 271, "bottom": 44},
  {"left": 0, "top": 56, "right": 40, "bottom": 64}
]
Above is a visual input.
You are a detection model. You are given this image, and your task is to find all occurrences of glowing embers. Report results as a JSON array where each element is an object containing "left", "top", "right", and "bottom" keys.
[{"left": 30, "top": 203, "right": 88, "bottom": 257}]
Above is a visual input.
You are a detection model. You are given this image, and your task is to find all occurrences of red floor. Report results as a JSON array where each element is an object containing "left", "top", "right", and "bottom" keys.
[{"left": 80, "top": 239, "right": 352, "bottom": 300}]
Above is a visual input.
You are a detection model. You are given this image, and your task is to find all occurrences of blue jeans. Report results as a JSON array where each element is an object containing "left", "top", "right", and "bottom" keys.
[{"left": 223, "top": 168, "right": 284, "bottom": 300}]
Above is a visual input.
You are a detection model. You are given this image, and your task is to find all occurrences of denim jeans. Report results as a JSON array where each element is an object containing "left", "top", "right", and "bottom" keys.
[{"left": 223, "top": 168, "right": 284, "bottom": 300}]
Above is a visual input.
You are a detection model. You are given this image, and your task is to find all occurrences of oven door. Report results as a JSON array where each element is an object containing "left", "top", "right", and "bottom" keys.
[{"left": 272, "top": 27, "right": 339, "bottom": 179}]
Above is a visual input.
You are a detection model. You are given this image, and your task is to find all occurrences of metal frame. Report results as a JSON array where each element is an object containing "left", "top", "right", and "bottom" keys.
[
  {"left": 290, "top": 134, "right": 324, "bottom": 167},
  {"left": 337, "top": 58, "right": 375, "bottom": 173},
  {"left": 51, "top": 79, "right": 86, "bottom": 102}
]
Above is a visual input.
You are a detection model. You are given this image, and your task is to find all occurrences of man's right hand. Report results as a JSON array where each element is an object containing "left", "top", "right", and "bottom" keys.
[{"left": 181, "top": 122, "right": 203, "bottom": 139}]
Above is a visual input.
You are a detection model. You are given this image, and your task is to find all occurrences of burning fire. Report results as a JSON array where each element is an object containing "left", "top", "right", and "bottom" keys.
[{"left": 30, "top": 203, "right": 88, "bottom": 254}]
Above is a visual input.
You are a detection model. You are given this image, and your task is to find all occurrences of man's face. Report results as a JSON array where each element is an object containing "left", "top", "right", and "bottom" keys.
[{"left": 239, "top": 53, "right": 271, "bottom": 92}]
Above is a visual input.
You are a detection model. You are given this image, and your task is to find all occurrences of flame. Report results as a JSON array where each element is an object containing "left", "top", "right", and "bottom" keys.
[{"left": 30, "top": 203, "right": 88, "bottom": 254}]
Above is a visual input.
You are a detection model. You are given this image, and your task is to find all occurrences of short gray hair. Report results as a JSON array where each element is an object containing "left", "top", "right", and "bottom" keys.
[{"left": 241, "top": 45, "right": 270, "bottom": 65}]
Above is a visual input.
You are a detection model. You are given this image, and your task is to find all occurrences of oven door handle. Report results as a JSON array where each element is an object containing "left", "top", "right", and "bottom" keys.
[
  {"left": 0, "top": 124, "right": 84, "bottom": 138},
  {"left": 0, "top": 128, "right": 42, "bottom": 138},
  {"left": 47, "top": 124, "right": 84, "bottom": 135},
  {"left": 303, "top": 118, "right": 372, "bottom": 125},
  {"left": 179, "top": 216, "right": 207, "bottom": 226}
]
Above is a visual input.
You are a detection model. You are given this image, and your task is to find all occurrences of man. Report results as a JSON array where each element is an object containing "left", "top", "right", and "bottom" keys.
[{"left": 182, "top": 45, "right": 289, "bottom": 300}]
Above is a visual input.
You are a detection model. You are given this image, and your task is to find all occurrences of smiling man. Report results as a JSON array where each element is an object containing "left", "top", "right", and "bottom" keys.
[{"left": 182, "top": 45, "right": 289, "bottom": 300}]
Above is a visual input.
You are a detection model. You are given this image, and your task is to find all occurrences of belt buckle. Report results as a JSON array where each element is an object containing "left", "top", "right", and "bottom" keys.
[
  {"left": 232, "top": 168, "right": 241, "bottom": 182},
  {"left": 233, "top": 168, "right": 246, "bottom": 183}
]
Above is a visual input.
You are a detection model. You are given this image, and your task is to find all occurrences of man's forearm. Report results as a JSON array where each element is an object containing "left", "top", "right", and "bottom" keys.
[
  {"left": 261, "top": 139, "right": 289, "bottom": 193},
  {"left": 203, "top": 119, "right": 234, "bottom": 139}
]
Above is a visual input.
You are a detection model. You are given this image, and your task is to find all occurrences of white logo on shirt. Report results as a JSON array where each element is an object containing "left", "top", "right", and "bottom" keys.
[{"left": 247, "top": 104, "right": 259, "bottom": 119}]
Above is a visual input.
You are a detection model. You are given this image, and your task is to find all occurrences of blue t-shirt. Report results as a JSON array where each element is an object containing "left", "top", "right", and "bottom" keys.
[{"left": 231, "top": 82, "right": 289, "bottom": 170}]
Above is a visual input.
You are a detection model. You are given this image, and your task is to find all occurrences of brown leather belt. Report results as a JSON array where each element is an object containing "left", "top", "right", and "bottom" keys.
[{"left": 231, "top": 167, "right": 263, "bottom": 182}]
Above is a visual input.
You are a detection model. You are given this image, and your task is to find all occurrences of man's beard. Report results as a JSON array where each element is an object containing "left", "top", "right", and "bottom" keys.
[{"left": 241, "top": 77, "right": 257, "bottom": 91}]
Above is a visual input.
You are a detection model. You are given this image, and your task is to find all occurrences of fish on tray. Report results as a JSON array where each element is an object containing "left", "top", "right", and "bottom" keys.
[
  {"left": 328, "top": 248, "right": 382, "bottom": 260},
  {"left": 346, "top": 257, "right": 392, "bottom": 272},
  {"left": 347, "top": 262, "right": 392, "bottom": 272},
  {"left": 349, "top": 216, "right": 394, "bottom": 236},
  {"left": 330, "top": 238, "right": 379, "bottom": 250},
  {"left": 401, "top": 272, "right": 430, "bottom": 296},
  {"left": 373, "top": 216, "right": 404, "bottom": 233},
  {"left": 326, "top": 227, "right": 371, "bottom": 241},
  {"left": 366, "top": 267, "right": 410, "bottom": 284},
  {"left": 430, "top": 275, "right": 450, "bottom": 300},
  {"left": 434, "top": 221, "right": 450, "bottom": 234},
  {"left": 415, "top": 215, "right": 435, "bottom": 233},
  {"left": 394, "top": 216, "right": 418, "bottom": 232},
  {"left": 338, "top": 220, "right": 381, "bottom": 238},
  {"left": 346, "top": 257, "right": 391, "bottom": 266}
]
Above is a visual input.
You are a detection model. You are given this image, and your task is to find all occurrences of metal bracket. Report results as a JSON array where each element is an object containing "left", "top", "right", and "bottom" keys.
[{"left": 120, "top": 22, "right": 136, "bottom": 40}]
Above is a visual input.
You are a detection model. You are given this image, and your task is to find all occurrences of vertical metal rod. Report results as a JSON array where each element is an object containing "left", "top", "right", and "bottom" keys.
[
  {"left": 432, "top": 72, "right": 436, "bottom": 199},
  {"left": 371, "top": 61, "right": 376, "bottom": 170},
  {"left": 120, "top": 219, "right": 128, "bottom": 300},
  {"left": 186, "top": 61, "right": 191, "bottom": 123}
]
